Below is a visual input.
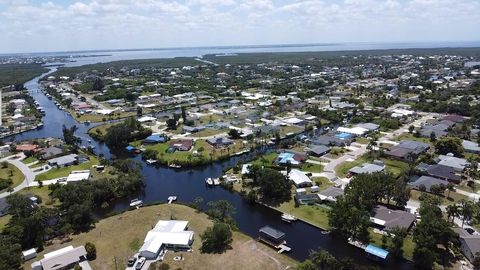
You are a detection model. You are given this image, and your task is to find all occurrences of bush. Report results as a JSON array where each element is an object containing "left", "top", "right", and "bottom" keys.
[
  {"left": 85, "top": 242, "right": 96, "bottom": 260},
  {"left": 200, "top": 222, "right": 233, "bottom": 253}
]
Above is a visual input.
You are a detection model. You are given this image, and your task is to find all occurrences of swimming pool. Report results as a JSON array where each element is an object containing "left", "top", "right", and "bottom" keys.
[{"left": 335, "top": 132, "right": 352, "bottom": 139}]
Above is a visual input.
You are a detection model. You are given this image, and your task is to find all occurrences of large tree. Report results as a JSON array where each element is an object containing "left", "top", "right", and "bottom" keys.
[
  {"left": 256, "top": 168, "right": 292, "bottom": 204},
  {"left": 434, "top": 136, "right": 464, "bottom": 156},
  {"left": 207, "top": 200, "right": 236, "bottom": 222},
  {"left": 328, "top": 196, "right": 370, "bottom": 243},
  {"left": 200, "top": 222, "right": 233, "bottom": 253}
]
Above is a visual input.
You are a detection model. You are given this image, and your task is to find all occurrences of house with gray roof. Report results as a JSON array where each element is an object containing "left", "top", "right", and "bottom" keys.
[
  {"left": 39, "top": 146, "right": 63, "bottom": 160},
  {"left": 454, "top": 228, "right": 480, "bottom": 263},
  {"left": 317, "top": 186, "right": 344, "bottom": 202},
  {"left": 308, "top": 145, "right": 330, "bottom": 157},
  {"left": 309, "top": 135, "right": 349, "bottom": 147},
  {"left": 408, "top": 175, "right": 447, "bottom": 192},
  {"left": 436, "top": 155, "right": 469, "bottom": 172},
  {"left": 463, "top": 140, "right": 480, "bottom": 154},
  {"left": 417, "top": 164, "right": 462, "bottom": 184},
  {"left": 370, "top": 205, "right": 416, "bottom": 231},
  {"left": 206, "top": 136, "right": 234, "bottom": 148},
  {"left": 356, "top": 123, "right": 380, "bottom": 131},
  {"left": 386, "top": 140, "right": 430, "bottom": 160},
  {"left": 349, "top": 160, "right": 385, "bottom": 175},
  {"left": 47, "top": 154, "right": 78, "bottom": 168}
]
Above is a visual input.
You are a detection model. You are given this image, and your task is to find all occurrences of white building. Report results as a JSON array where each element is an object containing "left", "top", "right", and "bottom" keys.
[
  {"left": 139, "top": 220, "right": 194, "bottom": 259},
  {"left": 31, "top": 245, "right": 91, "bottom": 270},
  {"left": 66, "top": 170, "right": 91, "bottom": 182},
  {"left": 288, "top": 169, "right": 313, "bottom": 187}
]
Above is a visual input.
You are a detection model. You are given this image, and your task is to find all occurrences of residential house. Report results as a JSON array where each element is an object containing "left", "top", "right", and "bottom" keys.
[
  {"left": 436, "top": 155, "right": 469, "bottom": 172},
  {"left": 39, "top": 146, "right": 63, "bottom": 160},
  {"left": 31, "top": 246, "right": 91, "bottom": 270},
  {"left": 349, "top": 160, "right": 386, "bottom": 176},
  {"left": 385, "top": 140, "right": 430, "bottom": 160},
  {"left": 275, "top": 152, "right": 306, "bottom": 166},
  {"left": 15, "top": 144, "right": 39, "bottom": 153},
  {"left": 169, "top": 139, "right": 194, "bottom": 152},
  {"left": 47, "top": 154, "right": 78, "bottom": 168},
  {"left": 463, "top": 140, "right": 480, "bottom": 154},
  {"left": 288, "top": 169, "right": 313, "bottom": 187},
  {"left": 139, "top": 220, "right": 194, "bottom": 259},
  {"left": 416, "top": 163, "right": 462, "bottom": 184},
  {"left": 206, "top": 137, "right": 234, "bottom": 148},
  {"left": 143, "top": 134, "right": 167, "bottom": 144},
  {"left": 408, "top": 175, "right": 447, "bottom": 192},
  {"left": 370, "top": 205, "right": 416, "bottom": 232},
  {"left": 317, "top": 186, "right": 344, "bottom": 202},
  {"left": 309, "top": 135, "right": 349, "bottom": 147},
  {"left": 182, "top": 125, "right": 206, "bottom": 134},
  {"left": 454, "top": 228, "right": 480, "bottom": 263},
  {"left": 307, "top": 145, "right": 330, "bottom": 157}
]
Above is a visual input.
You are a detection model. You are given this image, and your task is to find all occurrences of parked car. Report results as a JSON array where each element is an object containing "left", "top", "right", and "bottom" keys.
[
  {"left": 466, "top": 228, "right": 476, "bottom": 235},
  {"left": 135, "top": 257, "right": 146, "bottom": 270},
  {"left": 127, "top": 257, "right": 137, "bottom": 267}
]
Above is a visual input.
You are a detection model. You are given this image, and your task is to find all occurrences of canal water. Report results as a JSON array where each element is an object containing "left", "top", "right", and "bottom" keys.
[{"left": 8, "top": 68, "right": 412, "bottom": 269}]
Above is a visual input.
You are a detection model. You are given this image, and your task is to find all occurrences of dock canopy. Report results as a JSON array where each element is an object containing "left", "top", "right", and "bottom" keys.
[
  {"left": 259, "top": 226, "right": 286, "bottom": 246},
  {"left": 365, "top": 244, "right": 389, "bottom": 260}
]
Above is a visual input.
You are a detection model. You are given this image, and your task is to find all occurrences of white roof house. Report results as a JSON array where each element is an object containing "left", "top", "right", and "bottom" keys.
[
  {"left": 337, "top": 126, "right": 368, "bottom": 136},
  {"left": 288, "top": 169, "right": 313, "bottom": 187},
  {"left": 138, "top": 116, "right": 157, "bottom": 123},
  {"left": 139, "top": 220, "right": 194, "bottom": 259},
  {"left": 66, "top": 170, "right": 91, "bottom": 182},
  {"left": 31, "top": 245, "right": 90, "bottom": 270}
]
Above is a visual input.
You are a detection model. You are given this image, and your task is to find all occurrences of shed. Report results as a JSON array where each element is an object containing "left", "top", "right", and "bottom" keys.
[{"left": 22, "top": 248, "right": 37, "bottom": 261}]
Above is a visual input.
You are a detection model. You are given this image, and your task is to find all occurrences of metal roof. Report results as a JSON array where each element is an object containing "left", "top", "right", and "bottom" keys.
[
  {"left": 365, "top": 244, "right": 389, "bottom": 259},
  {"left": 259, "top": 226, "right": 285, "bottom": 240}
]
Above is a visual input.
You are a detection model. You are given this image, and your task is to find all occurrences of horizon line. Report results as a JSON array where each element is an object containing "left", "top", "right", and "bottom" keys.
[{"left": 2, "top": 40, "right": 480, "bottom": 56}]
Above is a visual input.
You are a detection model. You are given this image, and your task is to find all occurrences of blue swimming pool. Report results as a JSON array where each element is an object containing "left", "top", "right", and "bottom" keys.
[{"left": 335, "top": 132, "right": 352, "bottom": 139}]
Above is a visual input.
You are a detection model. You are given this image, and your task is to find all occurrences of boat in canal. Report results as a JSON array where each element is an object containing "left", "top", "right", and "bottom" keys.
[
  {"left": 205, "top": 177, "right": 220, "bottom": 186},
  {"left": 281, "top": 213, "right": 298, "bottom": 223},
  {"left": 146, "top": 159, "right": 157, "bottom": 165},
  {"left": 129, "top": 198, "right": 143, "bottom": 208}
]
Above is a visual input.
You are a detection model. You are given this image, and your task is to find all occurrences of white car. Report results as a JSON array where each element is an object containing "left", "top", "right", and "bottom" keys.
[{"left": 135, "top": 257, "right": 146, "bottom": 270}]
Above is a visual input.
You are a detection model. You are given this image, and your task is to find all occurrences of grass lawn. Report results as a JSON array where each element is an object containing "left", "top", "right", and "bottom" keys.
[
  {"left": 18, "top": 186, "right": 59, "bottom": 207},
  {"left": 394, "top": 133, "right": 432, "bottom": 145},
  {"left": 276, "top": 201, "right": 331, "bottom": 230},
  {"left": 141, "top": 139, "right": 249, "bottom": 165},
  {"left": 279, "top": 126, "right": 304, "bottom": 136},
  {"left": 368, "top": 228, "right": 414, "bottom": 261},
  {"left": 355, "top": 137, "right": 370, "bottom": 144},
  {"left": 334, "top": 154, "right": 409, "bottom": 178},
  {"left": 87, "top": 123, "right": 115, "bottom": 139},
  {"left": 0, "top": 215, "right": 11, "bottom": 232},
  {"left": 0, "top": 163, "right": 25, "bottom": 192},
  {"left": 251, "top": 152, "right": 278, "bottom": 167},
  {"left": 312, "top": 177, "right": 333, "bottom": 190},
  {"left": 69, "top": 109, "right": 136, "bottom": 123},
  {"left": 35, "top": 154, "right": 99, "bottom": 181},
  {"left": 28, "top": 204, "right": 297, "bottom": 270},
  {"left": 410, "top": 190, "right": 468, "bottom": 205},
  {"left": 21, "top": 156, "right": 37, "bottom": 164},
  {"left": 300, "top": 162, "right": 324, "bottom": 173},
  {"left": 191, "top": 128, "right": 227, "bottom": 138},
  {"left": 326, "top": 147, "right": 348, "bottom": 159}
]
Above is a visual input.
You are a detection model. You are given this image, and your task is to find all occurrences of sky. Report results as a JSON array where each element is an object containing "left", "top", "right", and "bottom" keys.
[{"left": 0, "top": 0, "right": 479, "bottom": 53}]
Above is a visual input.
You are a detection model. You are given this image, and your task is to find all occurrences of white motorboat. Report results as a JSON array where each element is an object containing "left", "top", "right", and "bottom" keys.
[
  {"left": 281, "top": 214, "right": 298, "bottom": 223},
  {"left": 206, "top": 177, "right": 221, "bottom": 186},
  {"left": 146, "top": 159, "right": 157, "bottom": 165},
  {"left": 129, "top": 198, "right": 143, "bottom": 208}
]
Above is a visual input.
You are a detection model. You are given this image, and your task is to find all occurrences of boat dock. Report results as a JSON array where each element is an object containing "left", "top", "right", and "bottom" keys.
[{"left": 277, "top": 244, "right": 292, "bottom": 254}]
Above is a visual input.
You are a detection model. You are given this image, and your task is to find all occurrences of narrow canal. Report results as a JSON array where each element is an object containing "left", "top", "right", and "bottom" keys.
[{"left": 8, "top": 68, "right": 412, "bottom": 269}]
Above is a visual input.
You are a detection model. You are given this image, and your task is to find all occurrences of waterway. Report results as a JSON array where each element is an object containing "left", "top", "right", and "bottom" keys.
[{"left": 8, "top": 68, "right": 413, "bottom": 269}]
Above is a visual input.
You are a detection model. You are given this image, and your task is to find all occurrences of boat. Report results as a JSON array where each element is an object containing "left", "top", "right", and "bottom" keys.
[
  {"left": 169, "top": 164, "right": 181, "bottom": 168},
  {"left": 167, "top": 196, "right": 177, "bottom": 204},
  {"left": 129, "top": 198, "right": 143, "bottom": 208},
  {"left": 36, "top": 123, "right": 44, "bottom": 129},
  {"left": 205, "top": 177, "right": 221, "bottom": 186},
  {"left": 281, "top": 213, "right": 298, "bottom": 223},
  {"left": 146, "top": 159, "right": 157, "bottom": 165}
]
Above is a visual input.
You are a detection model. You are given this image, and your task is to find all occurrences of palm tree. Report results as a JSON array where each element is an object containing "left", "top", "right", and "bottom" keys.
[
  {"left": 446, "top": 182, "right": 455, "bottom": 199},
  {"left": 446, "top": 204, "right": 459, "bottom": 223},
  {"left": 460, "top": 200, "right": 475, "bottom": 228}
]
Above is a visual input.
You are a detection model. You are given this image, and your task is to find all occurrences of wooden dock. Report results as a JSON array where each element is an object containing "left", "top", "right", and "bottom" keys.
[{"left": 277, "top": 244, "right": 291, "bottom": 254}]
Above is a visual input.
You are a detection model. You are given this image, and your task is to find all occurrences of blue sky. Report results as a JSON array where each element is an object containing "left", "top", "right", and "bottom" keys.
[{"left": 0, "top": 0, "right": 479, "bottom": 53}]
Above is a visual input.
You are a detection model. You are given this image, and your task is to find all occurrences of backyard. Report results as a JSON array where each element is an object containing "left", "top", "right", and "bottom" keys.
[
  {"left": 25, "top": 204, "right": 297, "bottom": 270},
  {"left": 334, "top": 154, "right": 409, "bottom": 178}
]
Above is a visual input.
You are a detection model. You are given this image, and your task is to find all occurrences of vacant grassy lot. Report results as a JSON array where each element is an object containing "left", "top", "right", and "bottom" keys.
[
  {"left": 334, "top": 154, "right": 409, "bottom": 178},
  {"left": 29, "top": 204, "right": 297, "bottom": 270},
  {"left": 299, "top": 162, "right": 324, "bottom": 173},
  {"left": 35, "top": 154, "right": 99, "bottom": 181},
  {"left": 87, "top": 123, "right": 115, "bottom": 139},
  {"left": 394, "top": 133, "right": 432, "bottom": 145},
  {"left": 276, "top": 201, "right": 331, "bottom": 230},
  {"left": 190, "top": 128, "right": 228, "bottom": 137},
  {"left": 21, "top": 156, "right": 38, "bottom": 164},
  {"left": 0, "top": 163, "right": 24, "bottom": 192},
  {"left": 18, "top": 186, "right": 59, "bottom": 207},
  {"left": 410, "top": 190, "right": 468, "bottom": 205}
]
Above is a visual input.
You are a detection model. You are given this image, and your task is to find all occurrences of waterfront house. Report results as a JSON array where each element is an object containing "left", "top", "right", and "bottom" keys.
[
  {"left": 288, "top": 169, "right": 313, "bottom": 187},
  {"left": 143, "top": 134, "right": 167, "bottom": 144},
  {"left": 370, "top": 205, "right": 416, "bottom": 232},
  {"left": 139, "top": 220, "right": 194, "bottom": 259},
  {"left": 317, "top": 186, "right": 344, "bottom": 202},
  {"left": 39, "top": 146, "right": 63, "bottom": 160},
  {"left": 274, "top": 152, "right": 306, "bottom": 166},
  {"left": 169, "top": 139, "right": 194, "bottom": 152},
  {"left": 206, "top": 136, "right": 234, "bottom": 148}
]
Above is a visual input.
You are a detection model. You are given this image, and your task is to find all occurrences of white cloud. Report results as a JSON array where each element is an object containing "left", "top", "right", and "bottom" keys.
[{"left": 0, "top": 0, "right": 478, "bottom": 53}]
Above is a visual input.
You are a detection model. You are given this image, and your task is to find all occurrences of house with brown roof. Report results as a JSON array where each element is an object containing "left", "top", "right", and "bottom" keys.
[{"left": 169, "top": 139, "right": 194, "bottom": 152}]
